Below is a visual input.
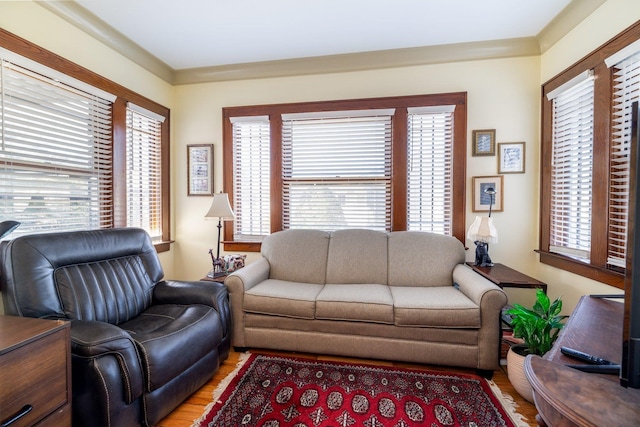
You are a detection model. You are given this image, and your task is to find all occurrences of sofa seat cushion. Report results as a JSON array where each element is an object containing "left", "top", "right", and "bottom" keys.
[
  {"left": 120, "top": 304, "right": 223, "bottom": 391},
  {"left": 316, "top": 284, "right": 394, "bottom": 324},
  {"left": 244, "top": 279, "right": 324, "bottom": 319},
  {"left": 391, "top": 287, "right": 480, "bottom": 328}
]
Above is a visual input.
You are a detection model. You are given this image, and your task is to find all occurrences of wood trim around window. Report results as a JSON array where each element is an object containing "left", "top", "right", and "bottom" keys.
[
  {"left": 538, "top": 21, "right": 640, "bottom": 288},
  {"left": 222, "top": 92, "right": 467, "bottom": 251},
  {"left": 0, "top": 28, "right": 172, "bottom": 251}
]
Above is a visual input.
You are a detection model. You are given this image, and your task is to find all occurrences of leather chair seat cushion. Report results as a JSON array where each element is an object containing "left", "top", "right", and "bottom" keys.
[
  {"left": 244, "top": 279, "right": 324, "bottom": 319},
  {"left": 390, "top": 286, "right": 481, "bottom": 328},
  {"left": 315, "top": 284, "right": 394, "bottom": 324},
  {"left": 120, "top": 304, "right": 223, "bottom": 391}
]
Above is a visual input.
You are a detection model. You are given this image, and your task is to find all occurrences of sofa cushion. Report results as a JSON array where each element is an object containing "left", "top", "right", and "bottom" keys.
[
  {"left": 387, "top": 231, "right": 465, "bottom": 287},
  {"left": 244, "top": 279, "right": 324, "bottom": 319},
  {"left": 316, "top": 284, "right": 394, "bottom": 324},
  {"left": 261, "top": 229, "right": 330, "bottom": 284},
  {"left": 325, "top": 229, "right": 388, "bottom": 284},
  {"left": 390, "top": 286, "right": 480, "bottom": 328}
]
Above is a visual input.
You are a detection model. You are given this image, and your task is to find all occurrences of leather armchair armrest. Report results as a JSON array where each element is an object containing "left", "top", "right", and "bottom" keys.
[
  {"left": 70, "top": 320, "right": 144, "bottom": 403},
  {"left": 153, "top": 280, "right": 230, "bottom": 338}
]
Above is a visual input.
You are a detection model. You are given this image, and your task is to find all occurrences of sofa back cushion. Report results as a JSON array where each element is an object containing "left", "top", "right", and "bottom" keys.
[
  {"left": 261, "top": 229, "right": 330, "bottom": 284},
  {"left": 325, "top": 229, "right": 388, "bottom": 284},
  {"left": 387, "top": 231, "right": 464, "bottom": 287}
]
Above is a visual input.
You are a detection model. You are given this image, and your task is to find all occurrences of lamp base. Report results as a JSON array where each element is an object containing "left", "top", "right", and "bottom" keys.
[{"left": 474, "top": 241, "right": 494, "bottom": 267}]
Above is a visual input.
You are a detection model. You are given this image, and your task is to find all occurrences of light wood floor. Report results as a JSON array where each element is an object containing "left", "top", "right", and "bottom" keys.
[{"left": 156, "top": 349, "right": 539, "bottom": 427}]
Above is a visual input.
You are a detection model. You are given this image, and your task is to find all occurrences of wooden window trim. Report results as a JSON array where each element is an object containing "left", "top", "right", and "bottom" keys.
[
  {"left": 0, "top": 29, "right": 171, "bottom": 251},
  {"left": 539, "top": 21, "right": 640, "bottom": 288},
  {"left": 222, "top": 92, "right": 467, "bottom": 251}
]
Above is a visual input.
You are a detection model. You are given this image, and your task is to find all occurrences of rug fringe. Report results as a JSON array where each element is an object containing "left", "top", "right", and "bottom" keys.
[
  {"left": 486, "top": 379, "right": 531, "bottom": 427},
  {"left": 190, "top": 352, "right": 252, "bottom": 427}
]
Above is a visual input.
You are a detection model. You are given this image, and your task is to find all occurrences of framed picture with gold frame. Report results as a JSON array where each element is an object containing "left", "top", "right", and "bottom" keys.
[
  {"left": 472, "top": 129, "right": 496, "bottom": 156},
  {"left": 472, "top": 175, "right": 503, "bottom": 212}
]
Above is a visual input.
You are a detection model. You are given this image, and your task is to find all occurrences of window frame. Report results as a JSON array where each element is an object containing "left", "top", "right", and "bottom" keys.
[
  {"left": 0, "top": 29, "right": 171, "bottom": 251},
  {"left": 539, "top": 21, "right": 640, "bottom": 288},
  {"left": 222, "top": 93, "right": 467, "bottom": 252}
]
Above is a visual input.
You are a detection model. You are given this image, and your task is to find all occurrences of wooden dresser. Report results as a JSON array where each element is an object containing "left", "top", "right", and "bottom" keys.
[
  {"left": 524, "top": 296, "right": 640, "bottom": 426},
  {"left": 0, "top": 315, "right": 71, "bottom": 427}
]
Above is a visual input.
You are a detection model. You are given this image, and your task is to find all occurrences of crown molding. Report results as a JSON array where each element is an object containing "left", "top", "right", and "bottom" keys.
[
  {"left": 537, "top": 0, "right": 606, "bottom": 52},
  {"left": 173, "top": 37, "right": 540, "bottom": 84},
  {"left": 37, "top": 0, "right": 175, "bottom": 83},
  {"left": 37, "top": 0, "right": 603, "bottom": 85}
]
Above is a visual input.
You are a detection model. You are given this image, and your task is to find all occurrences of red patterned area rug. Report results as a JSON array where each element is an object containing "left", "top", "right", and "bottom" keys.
[{"left": 193, "top": 353, "right": 528, "bottom": 427}]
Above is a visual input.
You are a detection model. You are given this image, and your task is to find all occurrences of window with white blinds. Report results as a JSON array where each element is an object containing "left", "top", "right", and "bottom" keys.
[
  {"left": 407, "top": 106, "right": 455, "bottom": 234},
  {"left": 231, "top": 116, "right": 271, "bottom": 241},
  {"left": 0, "top": 57, "right": 114, "bottom": 235},
  {"left": 606, "top": 48, "right": 640, "bottom": 268},
  {"left": 548, "top": 71, "right": 595, "bottom": 261},
  {"left": 282, "top": 110, "right": 392, "bottom": 231},
  {"left": 126, "top": 103, "right": 164, "bottom": 240}
]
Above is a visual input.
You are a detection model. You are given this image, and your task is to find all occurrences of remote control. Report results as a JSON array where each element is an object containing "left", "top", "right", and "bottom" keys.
[
  {"left": 566, "top": 364, "right": 621, "bottom": 374},
  {"left": 560, "top": 346, "right": 616, "bottom": 365}
]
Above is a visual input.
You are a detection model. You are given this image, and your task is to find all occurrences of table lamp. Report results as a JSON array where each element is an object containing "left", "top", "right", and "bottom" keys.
[
  {"left": 205, "top": 192, "right": 235, "bottom": 277},
  {"left": 467, "top": 187, "right": 498, "bottom": 267}
]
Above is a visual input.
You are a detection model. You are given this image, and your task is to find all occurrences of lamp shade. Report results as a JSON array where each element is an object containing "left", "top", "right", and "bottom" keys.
[
  {"left": 467, "top": 216, "right": 498, "bottom": 244},
  {"left": 205, "top": 192, "right": 235, "bottom": 219}
]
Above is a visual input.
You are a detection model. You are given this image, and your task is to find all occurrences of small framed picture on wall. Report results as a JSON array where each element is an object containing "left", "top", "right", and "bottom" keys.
[
  {"left": 472, "top": 175, "right": 503, "bottom": 212},
  {"left": 498, "top": 142, "right": 525, "bottom": 174},
  {"left": 187, "top": 144, "right": 214, "bottom": 196},
  {"left": 472, "top": 129, "right": 496, "bottom": 156}
]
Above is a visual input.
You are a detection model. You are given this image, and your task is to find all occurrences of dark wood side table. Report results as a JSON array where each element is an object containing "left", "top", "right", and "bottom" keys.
[
  {"left": 466, "top": 262, "right": 547, "bottom": 293},
  {"left": 0, "top": 315, "right": 71, "bottom": 427},
  {"left": 201, "top": 272, "right": 228, "bottom": 283},
  {"left": 524, "top": 296, "right": 640, "bottom": 427}
]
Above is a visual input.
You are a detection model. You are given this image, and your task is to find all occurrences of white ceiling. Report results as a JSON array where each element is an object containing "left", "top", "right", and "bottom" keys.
[{"left": 73, "top": 0, "right": 573, "bottom": 71}]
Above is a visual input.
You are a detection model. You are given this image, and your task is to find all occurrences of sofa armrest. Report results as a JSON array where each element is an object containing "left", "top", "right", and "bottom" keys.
[
  {"left": 453, "top": 264, "right": 506, "bottom": 310},
  {"left": 453, "top": 264, "right": 507, "bottom": 370},
  {"left": 70, "top": 320, "right": 144, "bottom": 403},
  {"left": 224, "top": 257, "right": 270, "bottom": 348},
  {"left": 225, "top": 257, "right": 270, "bottom": 294}
]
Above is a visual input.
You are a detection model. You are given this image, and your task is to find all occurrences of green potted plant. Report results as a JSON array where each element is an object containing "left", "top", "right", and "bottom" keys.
[{"left": 504, "top": 289, "right": 568, "bottom": 402}]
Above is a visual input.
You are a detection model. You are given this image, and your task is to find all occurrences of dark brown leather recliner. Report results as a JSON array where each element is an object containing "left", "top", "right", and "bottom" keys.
[{"left": 0, "top": 228, "right": 231, "bottom": 427}]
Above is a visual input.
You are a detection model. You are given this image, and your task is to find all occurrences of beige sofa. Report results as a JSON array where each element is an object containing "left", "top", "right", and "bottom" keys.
[{"left": 225, "top": 229, "right": 507, "bottom": 371}]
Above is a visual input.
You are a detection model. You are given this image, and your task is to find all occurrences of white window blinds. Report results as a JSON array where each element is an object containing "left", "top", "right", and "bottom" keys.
[
  {"left": 407, "top": 106, "right": 455, "bottom": 234},
  {"left": 0, "top": 57, "right": 114, "bottom": 235},
  {"left": 126, "top": 103, "right": 164, "bottom": 240},
  {"left": 607, "top": 48, "right": 640, "bottom": 268},
  {"left": 231, "top": 116, "right": 271, "bottom": 241},
  {"left": 281, "top": 110, "right": 393, "bottom": 231},
  {"left": 548, "top": 71, "right": 595, "bottom": 260}
]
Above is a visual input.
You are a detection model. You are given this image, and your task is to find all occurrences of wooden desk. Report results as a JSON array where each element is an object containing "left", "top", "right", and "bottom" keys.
[
  {"left": 524, "top": 296, "right": 640, "bottom": 427},
  {"left": 466, "top": 262, "right": 547, "bottom": 293}
]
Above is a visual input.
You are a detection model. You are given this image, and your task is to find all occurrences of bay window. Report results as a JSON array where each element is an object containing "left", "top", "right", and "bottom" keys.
[
  {"left": 223, "top": 93, "right": 467, "bottom": 251},
  {"left": 0, "top": 29, "right": 171, "bottom": 249},
  {"left": 539, "top": 21, "right": 640, "bottom": 287}
]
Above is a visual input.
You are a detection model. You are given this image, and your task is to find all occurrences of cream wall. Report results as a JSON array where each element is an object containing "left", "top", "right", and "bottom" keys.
[
  {"left": 173, "top": 57, "right": 542, "bottom": 301},
  {"left": 0, "top": 1, "right": 176, "bottom": 279}
]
